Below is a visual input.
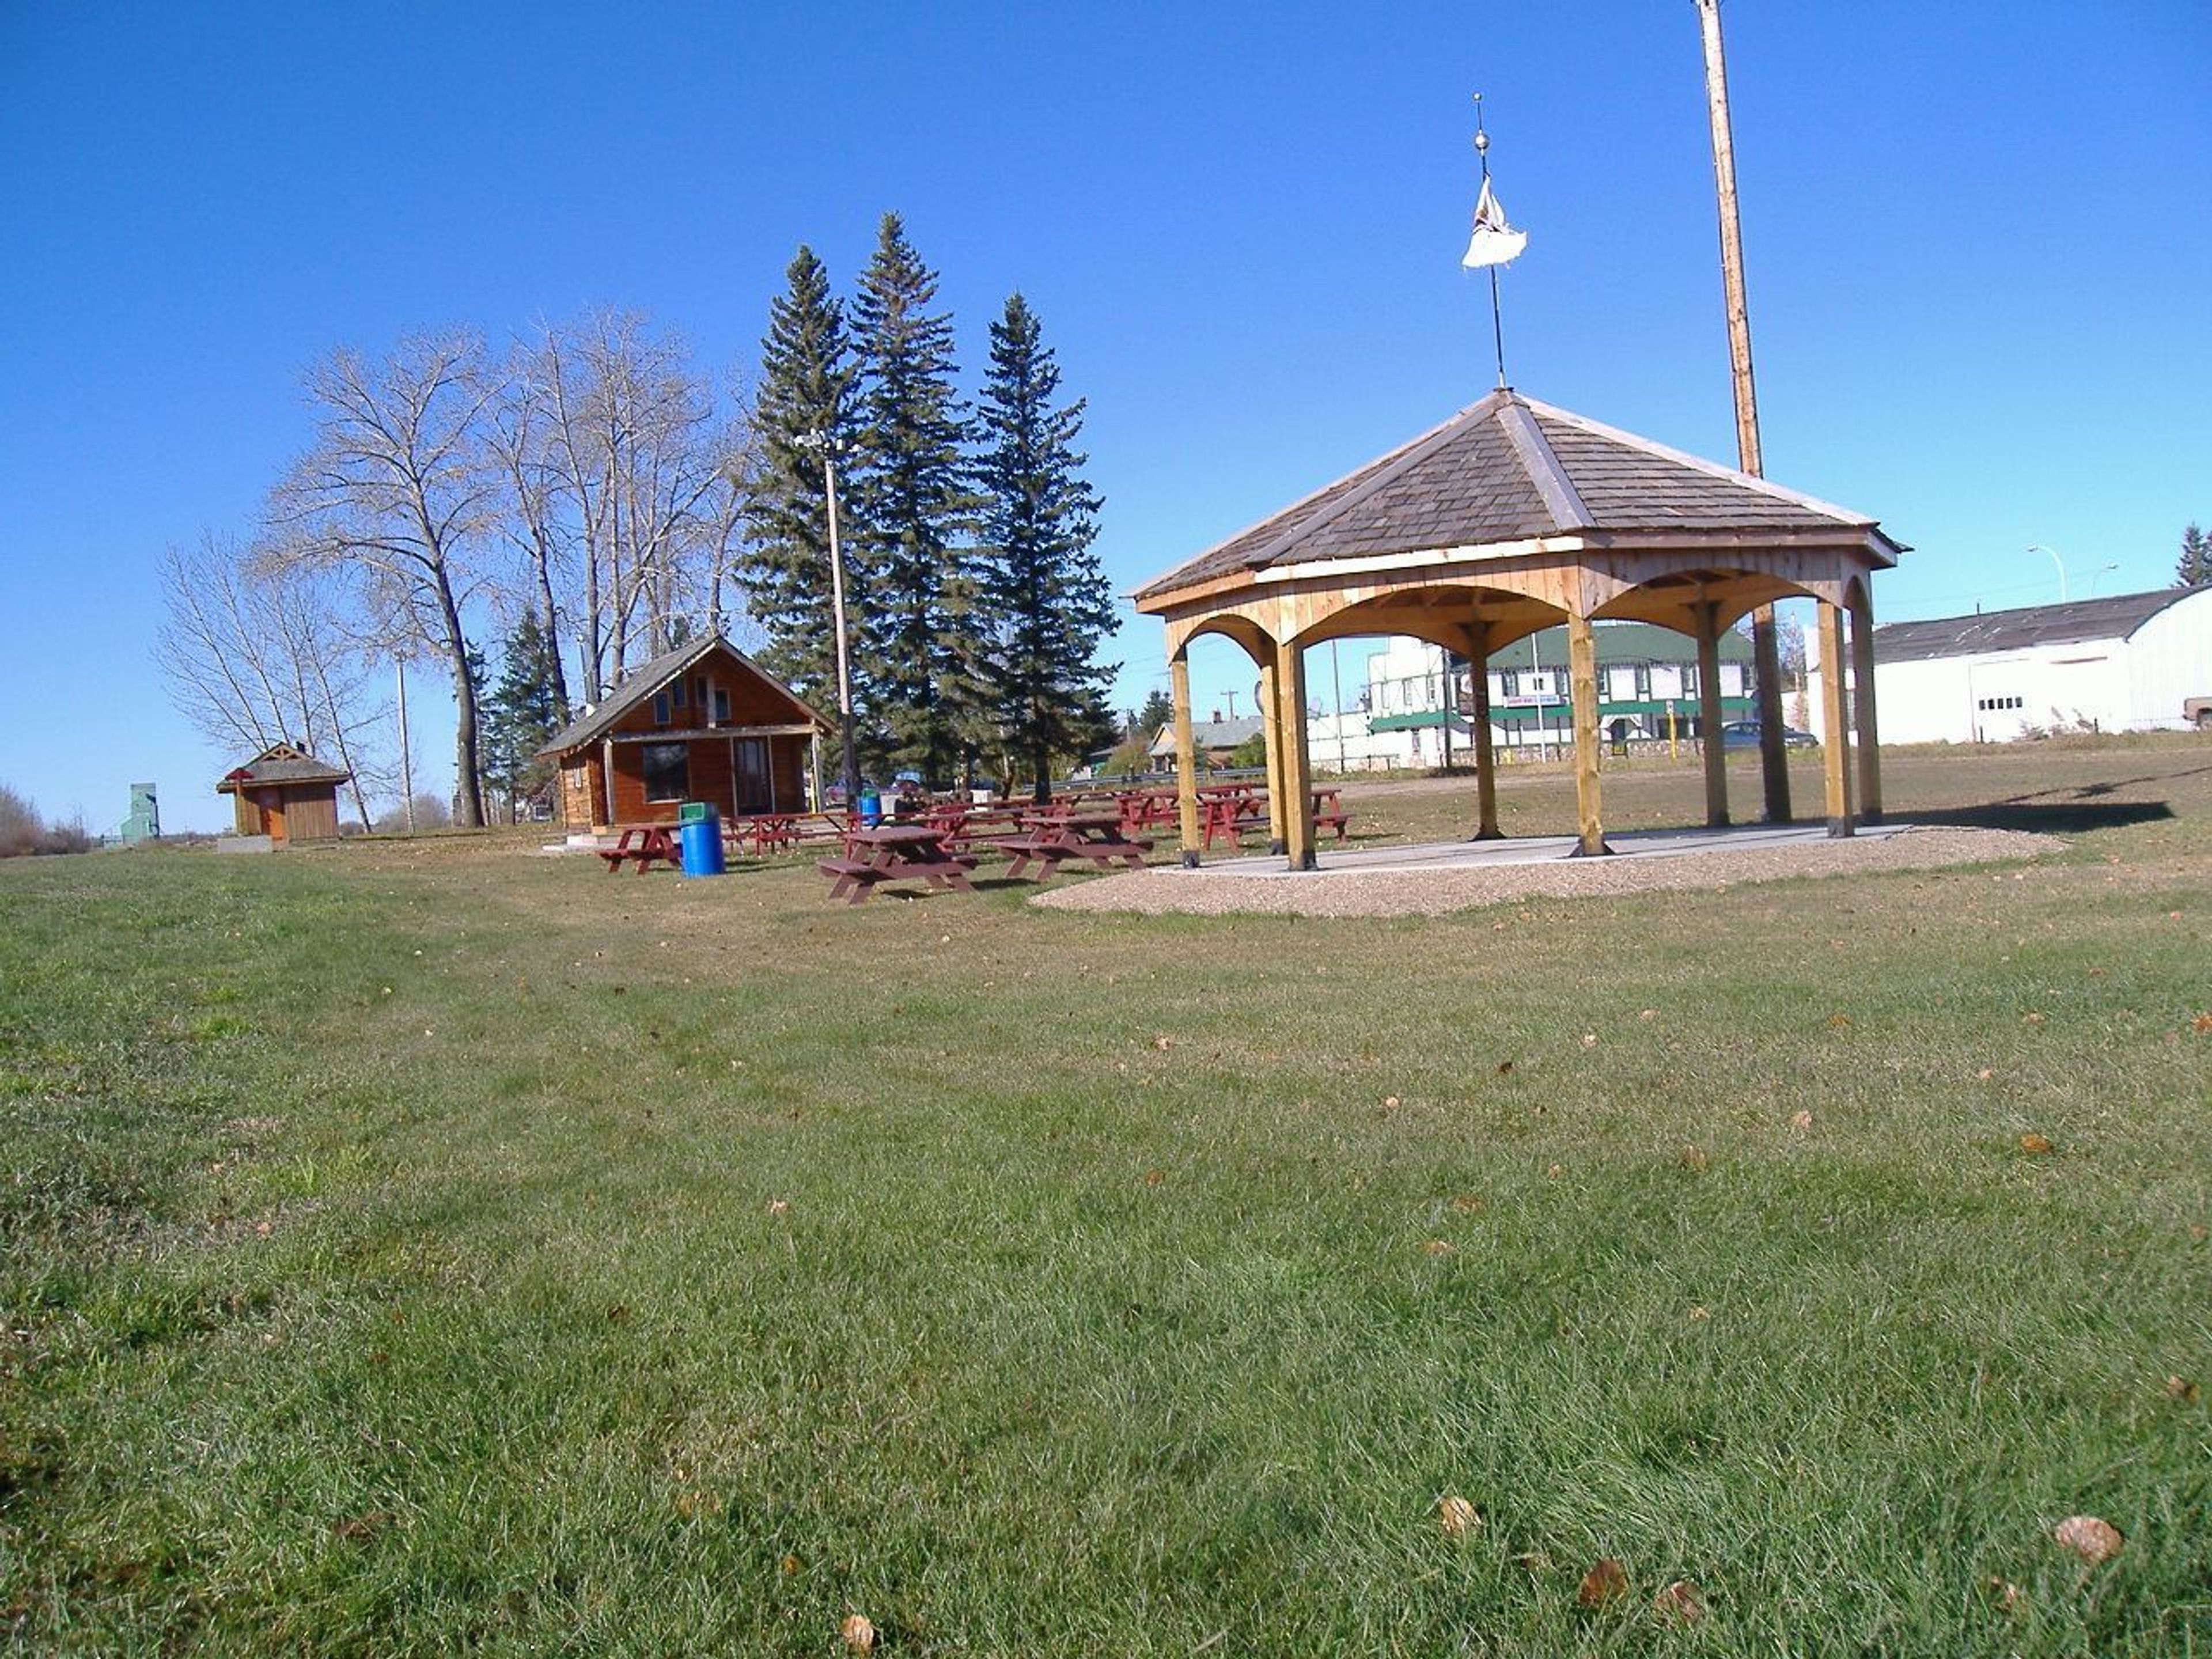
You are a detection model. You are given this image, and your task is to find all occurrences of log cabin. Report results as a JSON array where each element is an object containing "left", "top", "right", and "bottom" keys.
[
  {"left": 537, "top": 635, "right": 832, "bottom": 832},
  {"left": 216, "top": 743, "right": 350, "bottom": 843}
]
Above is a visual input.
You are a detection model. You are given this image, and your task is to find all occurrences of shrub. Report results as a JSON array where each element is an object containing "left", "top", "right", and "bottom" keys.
[{"left": 0, "top": 783, "right": 94, "bottom": 858}]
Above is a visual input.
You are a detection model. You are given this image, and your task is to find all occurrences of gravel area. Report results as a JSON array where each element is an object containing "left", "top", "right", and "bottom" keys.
[{"left": 1032, "top": 825, "right": 2063, "bottom": 919}]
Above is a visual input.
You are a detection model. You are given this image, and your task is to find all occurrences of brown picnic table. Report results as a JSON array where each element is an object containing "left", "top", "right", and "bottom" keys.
[
  {"left": 597, "top": 823, "right": 680, "bottom": 873},
  {"left": 998, "top": 811, "right": 1153, "bottom": 881},
  {"left": 817, "top": 824, "right": 978, "bottom": 904}
]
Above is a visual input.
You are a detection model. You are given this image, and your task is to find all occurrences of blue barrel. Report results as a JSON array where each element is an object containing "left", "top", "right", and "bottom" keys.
[
  {"left": 857, "top": 787, "right": 881, "bottom": 827},
  {"left": 677, "top": 817, "right": 724, "bottom": 878}
]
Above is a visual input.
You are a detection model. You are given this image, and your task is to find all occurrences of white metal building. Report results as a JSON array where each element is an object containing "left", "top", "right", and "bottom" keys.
[{"left": 1808, "top": 585, "right": 2212, "bottom": 744}]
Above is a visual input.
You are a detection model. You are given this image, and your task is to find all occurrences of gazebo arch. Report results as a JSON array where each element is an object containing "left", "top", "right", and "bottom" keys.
[{"left": 1135, "top": 389, "right": 1903, "bottom": 869}]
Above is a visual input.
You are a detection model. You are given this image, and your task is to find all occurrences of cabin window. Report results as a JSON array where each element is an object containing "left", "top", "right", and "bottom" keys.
[
  {"left": 671, "top": 679, "right": 687, "bottom": 710},
  {"left": 652, "top": 692, "right": 671, "bottom": 724},
  {"left": 713, "top": 686, "right": 732, "bottom": 724},
  {"left": 642, "top": 743, "right": 689, "bottom": 802}
]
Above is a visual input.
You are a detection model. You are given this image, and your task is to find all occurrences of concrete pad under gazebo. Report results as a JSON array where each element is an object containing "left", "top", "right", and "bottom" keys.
[{"left": 1132, "top": 389, "right": 1902, "bottom": 869}]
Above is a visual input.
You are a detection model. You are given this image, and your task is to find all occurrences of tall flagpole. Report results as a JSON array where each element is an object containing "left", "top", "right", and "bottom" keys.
[
  {"left": 1474, "top": 94, "right": 1508, "bottom": 390},
  {"left": 1695, "top": 0, "right": 1791, "bottom": 822}
]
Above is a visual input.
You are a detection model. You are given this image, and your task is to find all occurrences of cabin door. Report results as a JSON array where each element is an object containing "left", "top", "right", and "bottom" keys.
[
  {"left": 259, "top": 790, "right": 287, "bottom": 842},
  {"left": 733, "top": 738, "right": 772, "bottom": 813}
]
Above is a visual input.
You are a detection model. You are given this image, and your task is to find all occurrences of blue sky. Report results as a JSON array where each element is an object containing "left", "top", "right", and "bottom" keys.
[{"left": 3, "top": 2, "right": 2206, "bottom": 831}]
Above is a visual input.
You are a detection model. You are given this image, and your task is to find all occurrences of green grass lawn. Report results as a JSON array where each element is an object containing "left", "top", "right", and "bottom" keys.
[{"left": 3, "top": 740, "right": 2208, "bottom": 1656}]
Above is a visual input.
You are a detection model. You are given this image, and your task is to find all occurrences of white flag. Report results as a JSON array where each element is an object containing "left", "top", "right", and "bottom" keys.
[{"left": 1461, "top": 176, "right": 1527, "bottom": 270}]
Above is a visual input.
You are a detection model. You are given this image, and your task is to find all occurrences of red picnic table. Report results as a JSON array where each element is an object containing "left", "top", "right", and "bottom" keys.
[
  {"left": 597, "top": 823, "right": 680, "bottom": 873},
  {"left": 998, "top": 811, "right": 1153, "bottom": 881},
  {"left": 816, "top": 824, "right": 979, "bottom": 904}
]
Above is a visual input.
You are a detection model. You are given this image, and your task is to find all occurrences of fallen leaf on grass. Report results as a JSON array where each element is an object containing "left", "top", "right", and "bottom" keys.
[
  {"left": 1546, "top": 1163, "right": 1565, "bottom": 1179},
  {"left": 2165, "top": 1374, "right": 2199, "bottom": 1404},
  {"left": 2052, "top": 1514, "right": 2123, "bottom": 1565},
  {"left": 1580, "top": 1033, "right": 1599, "bottom": 1048},
  {"left": 841, "top": 1613, "right": 877, "bottom": 1652},
  {"left": 1827, "top": 1013, "right": 1853, "bottom": 1029},
  {"left": 1422, "top": 1240, "right": 1457, "bottom": 1257},
  {"left": 1983, "top": 1575, "right": 2023, "bottom": 1609},
  {"left": 1577, "top": 1557, "right": 1629, "bottom": 1608},
  {"left": 1495, "top": 1060, "right": 1516, "bottom": 1076},
  {"left": 1142, "top": 1169, "right": 1165, "bottom": 1187},
  {"left": 1975, "top": 1068, "right": 1995, "bottom": 1081},
  {"left": 2022, "top": 1012, "right": 2046, "bottom": 1027},
  {"left": 766, "top": 1199, "right": 790, "bottom": 1216},
  {"left": 332, "top": 1512, "right": 392, "bottom": 1542},
  {"left": 1437, "top": 1495, "right": 1480, "bottom": 1537},
  {"left": 1450, "top": 1194, "right": 1486, "bottom": 1214},
  {"left": 1653, "top": 1580, "right": 1705, "bottom": 1624},
  {"left": 1638, "top": 1009, "right": 1657, "bottom": 1021},
  {"left": 2191, "top": 1012, "right": 2212, "bottom": 1035},
  {"left": 1678, "top": 1145, "right": 1709, "bottom": 1171},
  {"left": 1382, "top": 1095, "right": 1402, "bottom": 1110},
  {"left": 1789, "top": 1110, "right": 1814, "bottom": 1132},
  {"left": 1687, "top": 1306, "right": 1709, "bottom": 1321},
  {"left": 2018, "top": 1134, "right": 2054, "bottom": 1155},
  {"left": 1153, "top": 1035, "right": 1173, "bottom": 1051}
]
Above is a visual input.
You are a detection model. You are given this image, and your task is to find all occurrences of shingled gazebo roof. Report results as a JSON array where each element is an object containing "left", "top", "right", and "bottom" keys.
[{"left": 1135, "top": 388, "right": 1901, "bottom": 607}]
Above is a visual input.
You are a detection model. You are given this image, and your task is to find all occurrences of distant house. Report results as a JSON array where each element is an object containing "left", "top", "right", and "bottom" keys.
[
  {"left": 1809, "top": 585, "right": 2212, "bottom": 744},
  {"left": 217, "top": 743, "right": 349, "bottom": 843},
  {"left": 1149, "top": 715, "right": 1263, "bottom": 770},
  {"left": 536, "top": 635, "right": 832, "bottom": 830}
]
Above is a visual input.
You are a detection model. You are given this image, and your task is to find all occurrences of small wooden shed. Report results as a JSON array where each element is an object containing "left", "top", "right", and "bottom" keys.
[
  {"left": 536, "top": 635, "right": 831, "bottom": 831},
  {"left": 217, "top": 743, "right": 350, "bottom": 842}
]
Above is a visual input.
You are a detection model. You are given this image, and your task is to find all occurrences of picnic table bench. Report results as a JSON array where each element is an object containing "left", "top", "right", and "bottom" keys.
[
  {"left": 818, "top": 824, "right": 978, "bottom": 904},
  {"left": 998, "top": 812, "right": 1154, "bottom": 881},
  {"left": 597, "top": 823, "right": 680, "bottom": 873},
  {"left": 725, "top": 810, "right": 849, "bottom": 857}
]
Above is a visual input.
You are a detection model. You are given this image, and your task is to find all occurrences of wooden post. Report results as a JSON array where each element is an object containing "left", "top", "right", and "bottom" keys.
[
  {"left": 1468, "top": 616, "right": 1502, "bottom": 839},
  {"left": 1817, "top": 600, "right": 1854, "bottom": 837},
  {"left": 1258, "top": 650, "right": 1287, "bottom": 855},
  {"left": 1171, "top": 648, "right": 1201, "bottom": 866},
  {"left": 1278, "top": 639, "right": 1317, "bottom": 870},
  {"left": 1566, "top": 610, "right": 1609, "bottom": 856},
  {"left": 1849, "top": 584, "right": 1883, "bottom": 824},
  {"left": 1696, "top": 602, "right": 1729, "bottom": 828}
]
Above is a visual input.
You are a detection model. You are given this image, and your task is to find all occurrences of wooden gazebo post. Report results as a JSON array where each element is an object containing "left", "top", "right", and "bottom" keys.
[
  {"left": 1277, "top": 639, "right": 1318, "bottom": 870},
  {"left": 1259, "top": 650, "right": 1288, "bottom": 855},
  {"left": 1566, "top": 609, "right": 1609, "bottom": 856},
  {"left": 1171, "top": 645, "right": 1202, "bottom": 866},
  {"left": 1817, "top": 599, "right": 1856, "bottom": 836},
  {"left": 1695, "top": 600, "right": 1730, "bottom": 827},
  {"left": 1468, "top": 614, "right": 1503, "bottom": 839},
  {"left": 1849, "top": 585, "right": 1884, "bottom": 824}
]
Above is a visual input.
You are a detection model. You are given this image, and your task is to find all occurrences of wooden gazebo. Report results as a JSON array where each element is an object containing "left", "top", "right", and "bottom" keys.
[{"left": 1133, "top": 389, "right": 1901, "bottom": 868}]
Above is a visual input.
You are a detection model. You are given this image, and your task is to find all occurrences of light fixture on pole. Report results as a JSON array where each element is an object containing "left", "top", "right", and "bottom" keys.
[
  {"left": 794, "top": 430, "right": 860, "bottom": 807},
  {"left": 2026, "top": 543, "right": 2069, "bottom": 602}
]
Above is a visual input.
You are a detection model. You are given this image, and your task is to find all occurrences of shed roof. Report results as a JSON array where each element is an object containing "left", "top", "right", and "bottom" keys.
[
  {"left": 537, "top": 635, "right": 830, "bottom": 759},
  {"left": 1135, "top": 388, "right": 1900, "bottom": 603},
  {"left": 1872, "top": 586, "right": 2209, "bottom": 664},
  {"left": 1148, "top": 716, "right": 1263, "bottom": 755},
  {"left": 216, "top": 742, "right": 350, "bottom": 792}
]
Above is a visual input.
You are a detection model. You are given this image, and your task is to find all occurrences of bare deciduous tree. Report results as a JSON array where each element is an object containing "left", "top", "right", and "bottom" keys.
[
  {"left": 270, "top": 334, "right": 499, "bottom": 825},
  {"left": 153, "top": 533, "right": 384, "bottom": 829}
]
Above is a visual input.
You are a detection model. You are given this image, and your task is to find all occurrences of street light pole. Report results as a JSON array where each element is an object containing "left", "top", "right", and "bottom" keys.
[
  {"left": 797, "top": 430, "right": 861, "bottom": 806},
  {"left": 2027, "top": 543, "right": 2069, "bottom": 602}
]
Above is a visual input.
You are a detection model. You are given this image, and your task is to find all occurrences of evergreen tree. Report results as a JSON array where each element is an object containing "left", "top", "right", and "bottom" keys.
[
  {"left": 848, "top": 213, "right": 982, "bottom": 785},
  {"left": 974, "top": 293, "right": 1117, "bottom": 800},
  {"left": 741, "top": 246, "right": 857, "bottom": 711},
  {"left": 1132, "top": 688, "right": 1175, "bottom": 743},
  {"left": 2178, "top": 522, "right": 2212, "bottom": 587},
  {"left": 481, "top": 610, "right": 566, "bottom": 821}
]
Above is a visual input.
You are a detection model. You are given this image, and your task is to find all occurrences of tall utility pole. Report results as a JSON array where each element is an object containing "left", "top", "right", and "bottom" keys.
[
  {"left": 797, "top": 431, "right": 861, "bottom": 806},
  {"left": 1695, "top": 0, "right": 1791, "bottom": 822}
]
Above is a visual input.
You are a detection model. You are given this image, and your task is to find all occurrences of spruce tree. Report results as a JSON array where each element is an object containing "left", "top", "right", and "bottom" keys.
[
  {"left": 481, "top": 609, "right": 566, "bottom": 821},
  {"left": 975, "top": 293, "right": 1116, "bottom": 800},
  {"left": 741, "top": 245, "right": 857, "bottom": 712},
  {"left": 848, "top": 213, "right": 981, "bottom": 785},
  {"left": 2178, "top": 522, "right": 2212, "bottom": 587}
]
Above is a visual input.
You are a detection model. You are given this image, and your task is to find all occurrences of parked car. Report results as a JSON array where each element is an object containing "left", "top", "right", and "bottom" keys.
[{"left": 1719, "top": 719, "right": 1818, "bottom": 749}]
